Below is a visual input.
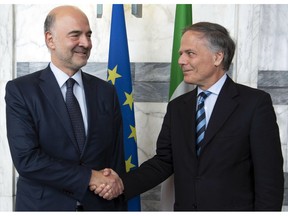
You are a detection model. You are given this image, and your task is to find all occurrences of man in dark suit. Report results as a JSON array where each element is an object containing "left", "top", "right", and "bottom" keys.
[
  {"left": 94, "top": 22, "right": 284, "bottom": 211},
  {"left": 5, "top": 5, "right": 126, "bottom": 211}
]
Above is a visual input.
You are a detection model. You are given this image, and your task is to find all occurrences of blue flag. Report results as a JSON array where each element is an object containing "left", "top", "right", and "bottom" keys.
[{"left": 107, "top": 4, "right": 141, "bottom": 211}]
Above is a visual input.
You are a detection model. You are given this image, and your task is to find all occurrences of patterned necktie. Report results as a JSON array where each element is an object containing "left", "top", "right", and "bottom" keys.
[
  {"left": 196, "top": 91, "right": 211, "bottom": 155},
  {"left": 66, "top": 78, "right": 86, "bottom": 154}
]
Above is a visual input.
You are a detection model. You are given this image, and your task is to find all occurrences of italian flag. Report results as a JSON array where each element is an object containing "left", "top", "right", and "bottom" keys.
[
  {"left": 169, "top": 4, "right": 194, "bottom": 101},
  {"left": 160, "top": 4, "right": 193, "bottom": 210}
]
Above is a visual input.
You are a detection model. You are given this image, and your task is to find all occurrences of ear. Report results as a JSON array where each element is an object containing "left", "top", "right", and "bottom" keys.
[
  {"left": 214, "top": 51, "right": 224, "bottom": 67},
  {"left": 45, "top": 31, "right": 55, "bottom": 50}
]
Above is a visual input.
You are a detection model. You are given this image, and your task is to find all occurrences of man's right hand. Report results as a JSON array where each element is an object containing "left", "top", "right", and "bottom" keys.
[{"left": 89, "top": 168, "right": 124, "bottom": 200}]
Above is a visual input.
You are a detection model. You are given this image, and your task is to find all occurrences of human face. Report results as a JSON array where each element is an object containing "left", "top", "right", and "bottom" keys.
[
  {"left": 46, "top": 8, "right": 92, "bottom": 76},
  {"left": 178, "top": 31, "right": 224, "bottom": 90}
]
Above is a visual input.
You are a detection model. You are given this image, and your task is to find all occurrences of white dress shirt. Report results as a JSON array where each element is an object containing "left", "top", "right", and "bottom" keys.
[{"left": 50, "top": 62, "right": 88, "bottom": 135}]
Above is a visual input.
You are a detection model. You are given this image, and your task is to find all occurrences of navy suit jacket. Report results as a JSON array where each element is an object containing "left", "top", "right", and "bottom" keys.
[
  {"left": 121, "top": 76, "right": 284, "bottom": 211},
  {"left": 5, "top": 65, "right": 126, "bottom": 211}
]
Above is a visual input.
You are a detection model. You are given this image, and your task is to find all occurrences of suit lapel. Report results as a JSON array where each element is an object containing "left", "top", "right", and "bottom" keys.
[
  {"left": 201, "top": 77, "right": 239, "bottom": 152},
  {"left": 181, "top": 90, "right": 198, "bottom": 156},
  {"left": 38, "top": 66, "right": 79, "bottom": 152},
  {"left": 81, "top": 72, "right": 93, "bottom": 155}
]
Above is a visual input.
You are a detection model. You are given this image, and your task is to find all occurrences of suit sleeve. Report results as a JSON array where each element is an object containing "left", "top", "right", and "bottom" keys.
[
  {"left": 5, "top": 80, "right": 91, "bottom": 201},
  {"left": 121, "top": 102, "right": 174, "bottom": 200},
  {"left": 250, "top": 92, "right": 284, "bottom": 210}
]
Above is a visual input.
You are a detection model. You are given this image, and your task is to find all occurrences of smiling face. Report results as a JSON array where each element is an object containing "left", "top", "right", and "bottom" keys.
[
  {"left": 178, "top": 30, "right": 225, "bottom": 90},
  {"left": 45, "top": 6, "right": 92, "bottom": 76}
]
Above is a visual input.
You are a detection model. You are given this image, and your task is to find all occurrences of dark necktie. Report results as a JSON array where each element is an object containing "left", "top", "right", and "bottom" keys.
[
  {"left": 66, "top": 78, "right": 85, "bottom": 153},
  {"left": 196, "top": 91, "right": 211, "bottom": 155}
]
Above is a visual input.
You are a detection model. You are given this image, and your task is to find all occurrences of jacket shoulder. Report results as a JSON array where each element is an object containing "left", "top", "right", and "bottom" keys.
[
  {"left": 81, "top": 72, "right": 116, "bottom": 95},
  {"left": 6, "top": 68, "right": 47, "bottom": 90},
  {"left": 169, "top": 89, "right": 196, "bottom": 106},
  {"left": 235, "top": 82, "right": 270, "bottom": 98}
]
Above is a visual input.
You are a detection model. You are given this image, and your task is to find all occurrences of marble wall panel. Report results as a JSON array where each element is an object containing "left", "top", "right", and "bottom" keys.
[
  {"left": 0, "top": 4, "right": 15, "bottom": 211},
  {"left": 14, "top": 4, "right": 241, "bottom": 63},
  {"left": 234, "top": 4, "right": 260, "bottom": 88},
  {"left": 134, "top": 63, "right": 170, "bottom": 82},
  {"left": 140, "top": 185, "right": 161, "bottom": 211},
  {"left": 259, "top": 5, "right": 288, "bottom": 71},
  {"left": 284, "top": 173, "right": 288, "bottom": 206},
  {"left": 258, "top": 71, "right": 288, "bottom": 88},
  {"left": 258, "top": 71, "right": 288, "bottom": 105},
  {"left": 14, "top": 4, "right": 175, "bottom": 63},
  {"left": 0, "top": 197, "right": 14, "bottom": 211}
]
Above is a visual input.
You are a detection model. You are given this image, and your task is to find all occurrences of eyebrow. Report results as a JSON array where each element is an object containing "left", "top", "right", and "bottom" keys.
[
  {"left": 179, "top": 49, "right": 193, "bottom": 54},
  {"left": 68, "top": 30, "right": 92, "bottom": 35}
]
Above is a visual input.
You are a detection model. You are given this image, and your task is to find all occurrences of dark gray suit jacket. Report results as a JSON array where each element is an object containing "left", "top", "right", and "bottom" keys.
[{"left": 122, "top": 76, "right": 284, "bottom": 211}]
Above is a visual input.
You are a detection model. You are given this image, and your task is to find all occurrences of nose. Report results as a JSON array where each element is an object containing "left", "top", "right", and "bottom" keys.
[
  {"left": 178, "top": 53, "right": 187, "bottom": 66},
  {"left": 79, "top": 35, "right": 92, "bottom": 48}
]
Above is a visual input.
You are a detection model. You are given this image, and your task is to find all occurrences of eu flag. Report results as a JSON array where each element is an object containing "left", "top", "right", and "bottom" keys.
[{"left": 107, "top": 4, "right": 141, "bottom": 211}]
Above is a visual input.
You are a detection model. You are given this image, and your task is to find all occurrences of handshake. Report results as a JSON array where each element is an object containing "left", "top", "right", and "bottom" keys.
[{"left": 89, "top": 168, "right": 123, "bottom": 200}]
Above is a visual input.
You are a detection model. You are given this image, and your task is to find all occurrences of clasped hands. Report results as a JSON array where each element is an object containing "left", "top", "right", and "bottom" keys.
[{"left": 89, "top": 168, "right": 123, "bottom": 200}]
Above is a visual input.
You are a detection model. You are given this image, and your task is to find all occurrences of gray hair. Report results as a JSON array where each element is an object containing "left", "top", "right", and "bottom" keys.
[
  {"left": 44, "top": 12, "right": 56, "bottom": 33},
  {"left": 183, "top": 22, "right": 235, "bottom": 71}
]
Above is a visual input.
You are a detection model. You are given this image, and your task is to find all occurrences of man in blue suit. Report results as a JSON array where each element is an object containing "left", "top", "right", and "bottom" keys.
[{"left": 5, "top": 5, "right": 125, "bottom": 211}]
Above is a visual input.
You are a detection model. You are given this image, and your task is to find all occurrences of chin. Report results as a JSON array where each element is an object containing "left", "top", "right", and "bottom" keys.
[
  {"left": 76, "top": 60, "right": 88, "bottom": 68},
  {"left": 183, "top": 76, "right": 193, "bottom": 83}
]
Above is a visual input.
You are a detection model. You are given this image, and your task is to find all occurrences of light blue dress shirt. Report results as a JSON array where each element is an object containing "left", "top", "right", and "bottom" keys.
[{"left": 197, "top": 74, "right": 227, "bottom": 127}]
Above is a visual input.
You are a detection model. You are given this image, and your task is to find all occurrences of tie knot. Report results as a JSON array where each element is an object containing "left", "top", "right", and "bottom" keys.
[
  {"left": 66, "top": 78, "right": 76, "bottom": 89},
  {"left": 198, "top": 91, "right": 211, "bottom": 100}
]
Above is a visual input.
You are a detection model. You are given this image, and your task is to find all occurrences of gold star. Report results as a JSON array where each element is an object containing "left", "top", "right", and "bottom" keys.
[
  {"left": 125, "top": 155, "right": 135, "bottom": 172},
  {"left": 107, "top": 65, "right": 122, "bottom": 85},
  {"left": 128, "top": 125, "right": 137, "bottom": 142},
  {"left": 123, "top": 92, "right": 134, "bottom": 110}
]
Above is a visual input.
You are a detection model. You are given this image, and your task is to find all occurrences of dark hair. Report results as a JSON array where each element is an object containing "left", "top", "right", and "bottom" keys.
[
  {"left": 44, "top": 12, "right": 55, "bottom": 33},
  {"left": 183, "top": 22, "right": 235, "bottom": 71}
]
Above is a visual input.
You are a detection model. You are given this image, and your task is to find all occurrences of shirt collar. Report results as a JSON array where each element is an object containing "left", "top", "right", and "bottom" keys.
[
  {"left": 197, "top": 73, "right": 227, "bottom": 96},
  {"left": 50, "top": 62, "right": 83, "bottom": 88}
]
